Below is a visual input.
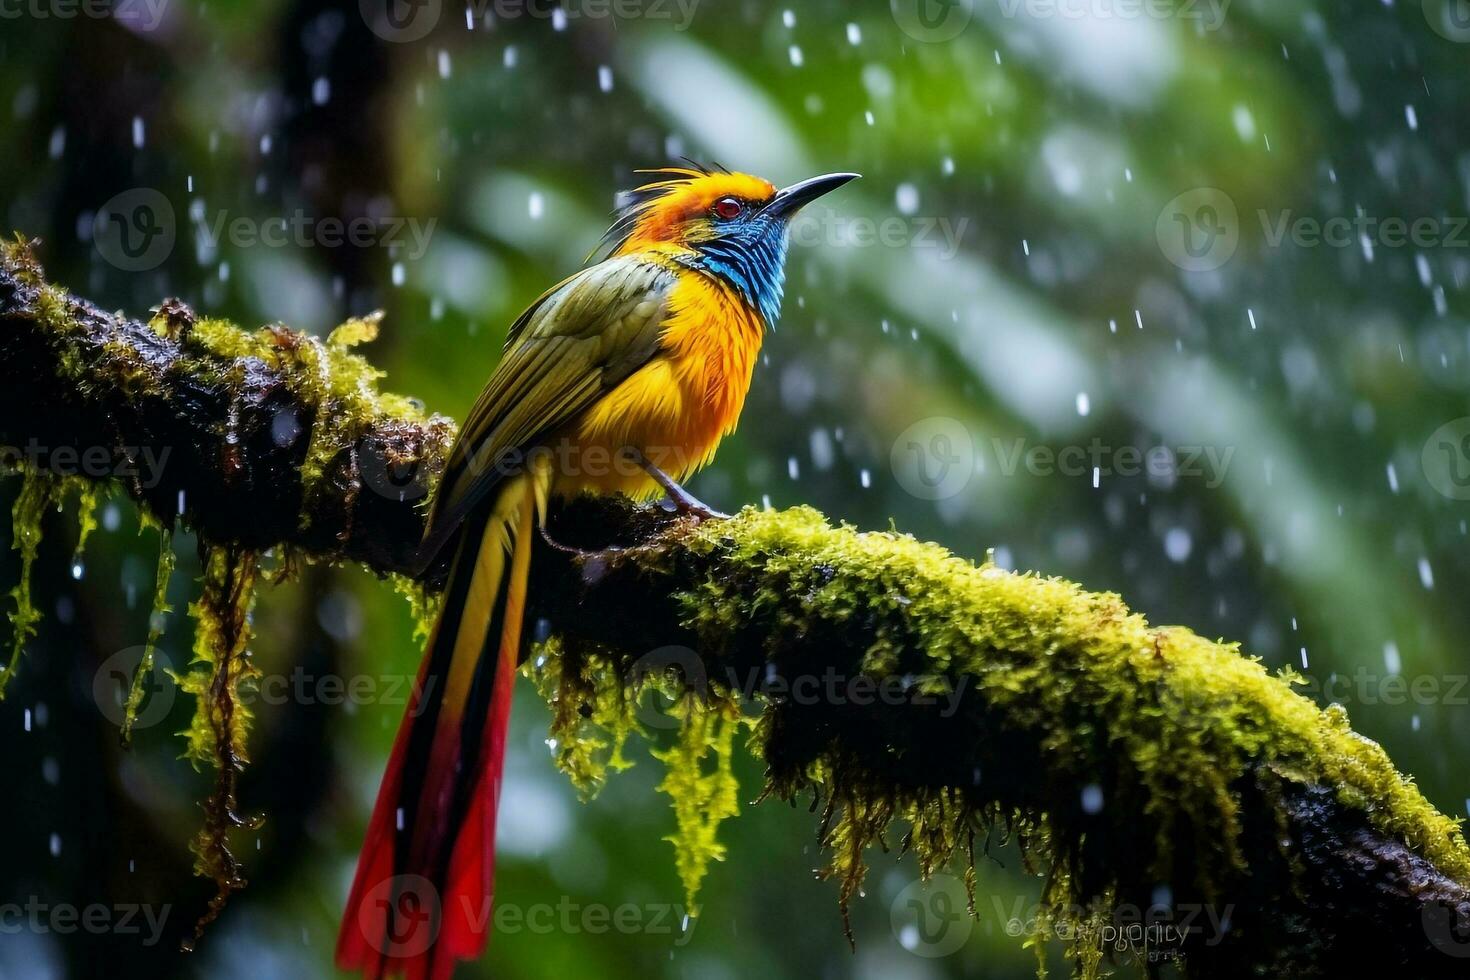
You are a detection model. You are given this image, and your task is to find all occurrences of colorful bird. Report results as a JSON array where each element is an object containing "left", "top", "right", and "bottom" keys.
[{"left": 336, "top": 166, "right": 858, "bottom": 980}]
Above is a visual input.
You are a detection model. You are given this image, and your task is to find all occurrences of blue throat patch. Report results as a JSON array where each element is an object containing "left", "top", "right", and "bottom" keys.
[{"left": 687, "top": 220, "right": 790, "bottom": 328}]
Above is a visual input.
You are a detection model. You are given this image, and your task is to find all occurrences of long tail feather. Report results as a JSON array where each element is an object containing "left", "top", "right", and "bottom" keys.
[{"left": 337, "top": 469, "right": 542, "bottom": 980}]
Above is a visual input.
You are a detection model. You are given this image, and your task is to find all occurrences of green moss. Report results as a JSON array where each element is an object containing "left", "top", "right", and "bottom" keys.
[
  {"left": 391, "top": 573, "right": 442, "bottom": 646},
  {"left": 173, "top": 543, "right": 261, "bottom": 951},
  {"left": 680, "top": 507, "right": 1470, "bottom": 926},
  {"left": 2, "top": 234, "right": 45, "bottom": 285},
  {"left": 187, "top": 317, "right": 277, "bottom": 363},
  {"left": 1, "top": 467, "right": 114, "bottom": 693},
  {"left": 5, "top": 233, "right": 1466, "bottom": 966},
  {"left": 532, "top": 636, "right": 640, "bottom": 798},
  {"left": 651, "top": 695, "right": 743, "bottom": 915},
  {"left": 327, "top": 311, "right": 382, "bottom": 350},
  {"left": 1, "top": 469, "right": 59, "bottom": 696},
  {"left": 532, "top": 506, "right": 1470, "bottom": 974},
  {"left": 185, "top": 311, "right": 443, "bottom": 532},
  {"left": 1, "top": 246, "right": 455, "bottom": 949},
  {"left": 69, "top": 482, "right": 100, "bottom": 574},
  {"left": 176, "top": 544, "right": 259, "bottom": 769},
  {"left": 122, "top": 526, "right": 175, "bottom": 745},
  {"left": 532, "top": 638, "right": 744, "bottom": 911}
]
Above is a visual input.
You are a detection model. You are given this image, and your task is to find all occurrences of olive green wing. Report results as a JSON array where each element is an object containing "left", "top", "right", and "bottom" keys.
[{"left": 418, "top": 254, "right": 676, "bottom": 566}]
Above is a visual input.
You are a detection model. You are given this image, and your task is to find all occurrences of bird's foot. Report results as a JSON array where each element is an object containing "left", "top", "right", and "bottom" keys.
[
  {"left": 657, "top": 491, "right": 729, "bottom": 523},
  {"left": 628, "top": 448, "right": 729, "bottom": 523}
]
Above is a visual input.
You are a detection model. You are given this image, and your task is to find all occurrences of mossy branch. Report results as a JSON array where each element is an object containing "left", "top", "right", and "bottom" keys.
[
  {"left": 3, "top": 240, "right": 1469, "bottom": 976},
  {"left": 0, "top": 237, "right": 454, "bottom": 575}
]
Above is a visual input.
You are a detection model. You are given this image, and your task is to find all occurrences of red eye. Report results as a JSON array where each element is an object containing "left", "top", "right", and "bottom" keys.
[{"left": 712, "top": 197, "right": 744, "bottom": 220}]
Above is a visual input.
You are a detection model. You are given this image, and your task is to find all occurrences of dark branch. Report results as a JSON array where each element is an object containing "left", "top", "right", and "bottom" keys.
[{"left": 0, "top": 240, "right": 451, "bottom": 574}]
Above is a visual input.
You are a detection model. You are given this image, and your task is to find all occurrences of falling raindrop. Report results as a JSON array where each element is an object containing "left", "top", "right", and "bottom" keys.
[
  {"left": 895, "top": 183, "right": 919, "bottom": 215},
  {"left": 1383, "top": 642, "right": 1401, "bottom": 675},
  {"left": 1164, "top": 528, "right": 1192, "bottom": 563}
]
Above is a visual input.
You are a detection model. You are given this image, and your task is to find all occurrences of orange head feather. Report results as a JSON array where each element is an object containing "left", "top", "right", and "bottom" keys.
[
  {"left": 600, "top": 164, "right": 859, "bottom": 326},
  {"left": 603, "top": 167, "right": 778, "bottom": 254}
]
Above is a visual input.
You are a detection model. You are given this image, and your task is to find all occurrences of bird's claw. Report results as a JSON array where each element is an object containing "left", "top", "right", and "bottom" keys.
[{"left": 659, "top": 495, "right": 729, "bottom": 523}]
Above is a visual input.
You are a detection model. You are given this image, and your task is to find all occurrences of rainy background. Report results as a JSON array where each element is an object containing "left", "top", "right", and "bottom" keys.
[{"left": 3, "top": 0, "right": 1470, "bottom": 977}]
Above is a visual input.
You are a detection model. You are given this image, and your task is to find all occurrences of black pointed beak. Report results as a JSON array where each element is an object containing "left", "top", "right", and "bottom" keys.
[{"left": 765, "top": 172, "right": 861, "bottom": 219}]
